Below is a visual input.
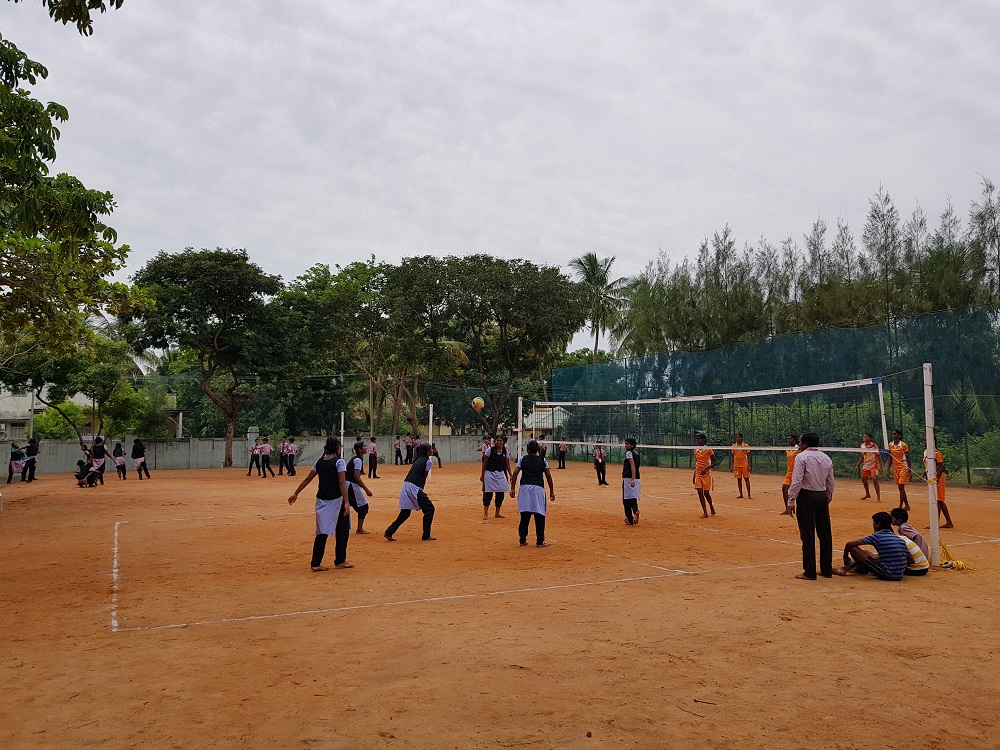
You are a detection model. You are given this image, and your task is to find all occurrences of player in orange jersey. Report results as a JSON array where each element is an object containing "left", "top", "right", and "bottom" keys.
[
  {"left": 855, "top": 433, "right": 882, "bottom": 503},
  {"left": 780, "top": 434, "right": 801, "bottom": 516},
  {"left": 921, "top": 445, "right": 954, "bottom": 529},
  {"left": 693, "top": 433, "right": 718, "bottom": 518},
  {"left": 731, "top": 433, "right": 752, "bottom": 498},
  {"left": 886, "top": 429, "right": 911, "bottom": 510}
]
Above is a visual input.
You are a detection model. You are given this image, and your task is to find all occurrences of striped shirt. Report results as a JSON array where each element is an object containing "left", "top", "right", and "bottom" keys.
[
  {"left": 902, "top": 537, "right": 929, "bottom": 573},
  {"left": 897, "top": 522, "right": 929, "bottom": 558},
  {"left": 859, "top": 529, "right": 909, "bottom": 580}
]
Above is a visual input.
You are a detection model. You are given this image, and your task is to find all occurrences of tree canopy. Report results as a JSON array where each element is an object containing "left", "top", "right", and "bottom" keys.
[
  {"left": 1, "top": 2, "right": 135, "bottom": 352},
  {"left": 121, "top": 248, "right": 282, "bottom": 465}
]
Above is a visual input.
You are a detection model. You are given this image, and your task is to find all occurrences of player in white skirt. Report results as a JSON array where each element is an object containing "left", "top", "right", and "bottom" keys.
[
  {"left": 480, "top": 435, "right": 512, "bottom": 520},
  {"left": 510, "top": 439, "right": 555, "bottom": 546},
  {"left": 346, "top": 440, "right": 374, "bottom": 534},
  {"left": 287, "top": 436, "right": 354, "bottom": 571},
  {"left": 622, "top": 437, "right": 641, "bottom": 525},
  {"left": 385, "top": 444, "right": 436, "bottom": 541}
]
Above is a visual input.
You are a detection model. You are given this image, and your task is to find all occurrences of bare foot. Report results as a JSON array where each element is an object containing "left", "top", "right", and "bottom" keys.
[
  {"left": 831, "top": 567, "right": 849, "bottom": 576},
  {"left": 495, "top": 513, "right": 505, "bottom": 519},
  {"left": 700, "top": 513, "right": 708, "bottom": 519},
  {"left": 794, "top": 573, "right": 816, "bottom": 580},
  {"left": 356, "top": 530, "right": 370, "bottom": 534},
  {"left": 536, "top": 541, "right": 549, "bottom": 547},
  {"left": 335, "top": 562, "right": 355, "bottom": 569},
  {"left": 942, "top": 523, "right": 955, "bottom": 529},
  {"left": 633, "top": 511, "right": 640, "bottom": 525},
  {"left": 737, "top": 495, "right": 744, "bottom": 499},
  {"left": 710, "top": 508, "right": 717, "bottom": 516},
  {"left": 483, "top": 513, "right": 488, "bottom": 520},
  {"left": 311, "top": 566, "right": 330, "bottom": 572},
  {"left": 860, "top": 495, "right": 871, "bottom": 501},
  {"left": 384, "top": 533, "right": 395, "bottom": 541},
  {"left": 778, "top": 510, "right": 791, "bottom": 516}
]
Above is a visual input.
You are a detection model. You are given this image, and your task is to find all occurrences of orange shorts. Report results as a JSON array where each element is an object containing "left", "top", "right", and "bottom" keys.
[
  {"left": 861, "top": 468, "right": 878, "bottom": 479},
  {"left": 733, "top": 468, "right": 750, "bottom": 479},
  {"left": 894, "top": 467, "right": 910, "bottom": 486},
  {"left": 783, "top": 470, "right": 793, "bottom": 486},
  {"left": 694, "top": 471, "right": 713, "bottom": 491},
  {"left": 936, "top": 474, "right": 946, "bottom": 501}
]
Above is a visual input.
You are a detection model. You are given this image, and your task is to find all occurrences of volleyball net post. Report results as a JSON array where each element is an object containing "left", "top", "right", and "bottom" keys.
[{"left": 923, "top": 363, "right": 941, "bottom": 565}]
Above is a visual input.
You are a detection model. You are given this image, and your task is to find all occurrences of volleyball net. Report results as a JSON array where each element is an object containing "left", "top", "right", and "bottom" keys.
[
  {"left": 521, "top": 376, "right": 893, "bottom": 472},
  {"left": 524, "top": 365, "right": 944, "bottom": 563}
]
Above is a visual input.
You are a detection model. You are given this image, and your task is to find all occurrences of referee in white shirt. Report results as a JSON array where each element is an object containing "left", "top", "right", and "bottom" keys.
[{"left": 786, "top": 432, "right": 835, "bottom": 580}]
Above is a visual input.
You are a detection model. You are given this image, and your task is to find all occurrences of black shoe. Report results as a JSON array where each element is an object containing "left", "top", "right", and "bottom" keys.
[{"left": 520, "top": 539, "right": 527, "bottom": 546}]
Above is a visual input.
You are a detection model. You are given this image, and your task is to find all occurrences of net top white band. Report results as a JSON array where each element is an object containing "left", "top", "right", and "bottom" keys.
[
  {"left": 519, "top": 439, "right": 874, "bottom": 453},
  {"left": 537, "top": 376, "right": 883, "bottom": 408}
]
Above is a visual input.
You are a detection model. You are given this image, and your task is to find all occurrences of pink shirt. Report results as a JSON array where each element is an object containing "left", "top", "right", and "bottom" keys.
[
  {"left": 788, "top": 447, "right": 834, "bottom": 503},
  {"left": 367, "top": 443, "right": 377, "bottom": 456}
]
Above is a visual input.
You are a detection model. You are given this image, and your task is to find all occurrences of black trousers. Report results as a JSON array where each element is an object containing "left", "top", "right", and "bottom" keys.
[
  {"left": 622, "top": 489, "right": 638, "bottom": 524},
  {"left": 116, "top": 461, "right": 127, "bottom": 479},
  {"left": 278, "top": 454, "right": 287, "bottom": 474},
  {"left": 368, "top": 454, "right": 378, "bottom": 477},
  {"left": 23, "top": 457, "right": 37, "bottom": 482},
  {"left": 595, "top": 460, "right": 606, "bottom": 484},
  {"left": 483, "top": 491, "right": 505, "bottom": 508},
  {"left": 395, "top": 448, "right": 403, "bottom": 464},
  {"left": 136, "top": 459, "right": 150, "bottom": 478},
  {"left": 347, "top": 487, "right": 369, "bottom": 520},
  {"left": 405, "top": 446, "right": 413, "bottom": 464},
  {"left": 286, "top": 455, "right": 296, "bottom": 476},
  {"left": 248, "top": 455, "right": 261, "bottom": 475},
  {"left": 386, "top": 491, "right": 435, "bottom": 539},
  {"left": 558, "top": 451, "right": 566, "bottom": 469},
  {"left": 795, "top": 489, "right": 833, "bottom": 578},
  {"left": 261, "top": 454, "right": 275, "bottom": 476},
  {"left": 519, "top": 512, "right": 546, "bottom": 544},
  {"left": 311, "top": 506, "right": 351, "bottom": 567}
]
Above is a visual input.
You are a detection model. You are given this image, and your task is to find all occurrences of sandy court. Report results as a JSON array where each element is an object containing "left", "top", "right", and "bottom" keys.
[{"left": 1, "top": 459, "right": 998, "bottom": 749}]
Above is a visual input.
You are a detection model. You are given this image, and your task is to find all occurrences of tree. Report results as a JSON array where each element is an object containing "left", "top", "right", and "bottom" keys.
[
  {"left": 969, "top": 176, "right": 1000, "bottom": 301},
  {"left": 387, "top": 255, "right": 586, "bottom": 435},
  {"left": 568, "top": 252, "right": 625, "bottom": 361},
  {"left": 1, "top": 5, "right": 137, "bottom": 353},
  {"left": 2, "top": 333, "right": 143, "bottom": 440},
  {"left": 8, "top": 1, "right": 126, "bottom": 36},
  {"left": 121, "top": 248, "right": 282, "bottom": 466}
]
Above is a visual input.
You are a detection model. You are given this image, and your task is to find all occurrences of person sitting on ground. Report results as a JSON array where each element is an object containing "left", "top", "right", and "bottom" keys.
[
  {"left": 75, "top": 459, "right": 99, "bottom": 488},
  {"left": 901, "top": 535, "right": 930, "bottom": 577},
  {"left": 890, "top": 508, "right": 929, "bottom": 559},
  {"left": 833, "top": 511, "right": 909, "bottom": 580}
]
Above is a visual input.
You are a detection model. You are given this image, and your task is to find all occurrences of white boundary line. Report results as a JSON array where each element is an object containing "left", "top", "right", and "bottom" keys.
[
  {"left": 112, "top": 559, "right": 800, "bottom": 634},
  {"left": 111, "top": 520, "right": 123, "bottom": 631}
]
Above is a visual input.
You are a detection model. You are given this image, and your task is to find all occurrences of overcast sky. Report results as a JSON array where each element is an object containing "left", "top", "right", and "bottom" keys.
[{"left": 7, "top": 1, "right": 1000, "bottom": 348}]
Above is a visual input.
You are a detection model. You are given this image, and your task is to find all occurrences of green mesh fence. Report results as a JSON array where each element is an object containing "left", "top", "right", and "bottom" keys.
[{"left": 550, "top": 307, "right": 1000, "bottom": 484}]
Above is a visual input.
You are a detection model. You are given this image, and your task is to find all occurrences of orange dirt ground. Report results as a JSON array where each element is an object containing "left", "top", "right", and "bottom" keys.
[{"left": 1, "top": 459, "right": 998, "bottom": 749}]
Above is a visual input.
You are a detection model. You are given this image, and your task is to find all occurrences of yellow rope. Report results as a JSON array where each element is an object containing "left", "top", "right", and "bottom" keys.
[{"left": 939, "top": 541, "right": 972, "bottom": 571}]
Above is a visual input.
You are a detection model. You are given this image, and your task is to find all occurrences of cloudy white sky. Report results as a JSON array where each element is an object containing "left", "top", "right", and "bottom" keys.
[{"left": 7, "top": 1, "right": 1000, "bottom": 348}]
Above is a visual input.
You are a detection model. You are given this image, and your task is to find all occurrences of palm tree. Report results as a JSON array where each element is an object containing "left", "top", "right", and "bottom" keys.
[{"left": 568, "top": 252, "right": 625, "bottom": 361}]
